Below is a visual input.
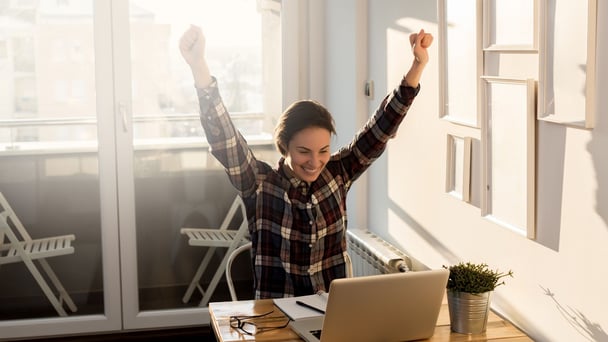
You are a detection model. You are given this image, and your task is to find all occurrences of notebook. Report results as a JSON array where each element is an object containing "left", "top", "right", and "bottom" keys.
[
  {"left": 288, "top": 269, "right": 449, "bottom": 342},
  {"left": 274, "top": 292, "right": 328, "bottom": 320}
]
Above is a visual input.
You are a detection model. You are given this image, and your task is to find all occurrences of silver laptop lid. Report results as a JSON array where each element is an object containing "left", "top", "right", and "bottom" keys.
[{"left": 319, "top": 269, "right": 449, "bottom": 342}]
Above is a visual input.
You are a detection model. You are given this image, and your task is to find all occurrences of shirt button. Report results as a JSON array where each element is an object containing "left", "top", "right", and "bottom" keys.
[
  {"left": 308, "top": 243, "right": 313, "bottom": 248},
  {"left": 309, "top": 220, "right": 313, "bottom": 225},
  {"left": 308, "top": 269, "right": 314, "bottom": 275}
]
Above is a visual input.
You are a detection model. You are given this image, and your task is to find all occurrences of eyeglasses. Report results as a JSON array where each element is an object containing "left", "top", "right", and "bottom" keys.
[{"left": 229, "top": 310, "right": 291, "bottom": 336}]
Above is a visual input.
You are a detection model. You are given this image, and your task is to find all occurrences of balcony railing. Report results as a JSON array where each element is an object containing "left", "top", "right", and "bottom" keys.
[{"left": 0, "top": 112, "right": 273, "bottom": 155}]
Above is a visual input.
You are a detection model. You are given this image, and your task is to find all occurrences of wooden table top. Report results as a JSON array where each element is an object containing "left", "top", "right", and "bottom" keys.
[{"left": 209, "top": 297, "right": 532, "bottom": 342}]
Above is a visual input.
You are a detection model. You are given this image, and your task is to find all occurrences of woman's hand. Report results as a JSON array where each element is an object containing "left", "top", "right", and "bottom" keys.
[
  {"left": 404, "top": 29, "right": 433, "bottom": 88},
  {"left": 409, "top": 29, "right": 433, "bottom": 65},
  {"left": 179, "top": 25, "right": 206, "bottom": 67},
  {"left": 179, "top": 25, "right": 212, "bottom": 88}
]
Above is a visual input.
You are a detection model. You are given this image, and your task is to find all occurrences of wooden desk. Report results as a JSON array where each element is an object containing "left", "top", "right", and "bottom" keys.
[{"left": 209, "top": 298, "right": 532, "bottom": 342}]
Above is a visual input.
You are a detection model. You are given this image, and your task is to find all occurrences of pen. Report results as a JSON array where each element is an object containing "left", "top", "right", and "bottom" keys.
[{"left": 296, "top": 300, "right": 325, "bottom": 314}]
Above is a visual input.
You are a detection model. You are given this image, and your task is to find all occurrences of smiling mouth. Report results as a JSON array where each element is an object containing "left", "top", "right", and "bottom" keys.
[{"left": 302, "top": 167, "right": 318, "bottom": 174}]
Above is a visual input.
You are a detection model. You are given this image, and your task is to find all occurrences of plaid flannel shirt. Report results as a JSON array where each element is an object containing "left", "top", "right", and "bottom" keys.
[{"left": 196, "top": 77, "right": 419, "bottom": 298}]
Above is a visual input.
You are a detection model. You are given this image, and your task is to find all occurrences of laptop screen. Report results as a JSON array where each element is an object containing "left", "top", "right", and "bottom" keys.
[{"left": 290, "top": 269, "right": 449, "bottom": 342}]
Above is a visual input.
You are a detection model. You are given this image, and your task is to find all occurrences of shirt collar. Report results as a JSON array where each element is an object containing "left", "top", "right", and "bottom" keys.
[{"left": 278, "top": 157, "right": 306, "bottom": 188}]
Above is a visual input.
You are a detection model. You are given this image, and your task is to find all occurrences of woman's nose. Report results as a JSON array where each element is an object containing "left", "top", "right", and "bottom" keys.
[{"left": 309, "top": 153, "right": 322, "bottom": 166}]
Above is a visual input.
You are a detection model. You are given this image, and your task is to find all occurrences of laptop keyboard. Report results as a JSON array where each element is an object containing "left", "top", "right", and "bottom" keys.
[{"left": 311, "top": 329, "right": 322, "bottom": 339}]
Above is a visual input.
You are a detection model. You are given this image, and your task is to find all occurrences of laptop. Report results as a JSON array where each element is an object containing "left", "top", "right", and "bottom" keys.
[{"left": 289, "top": 269, "right": 449, "bottom": 342}]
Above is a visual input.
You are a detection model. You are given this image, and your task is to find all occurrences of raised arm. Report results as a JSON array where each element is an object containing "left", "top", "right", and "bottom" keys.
[
  {"left": 404, "top": 29, "right": 433, "bottom": 88},
  {"left": 179, "top": 25, "right": 213, "bottom": 88}
]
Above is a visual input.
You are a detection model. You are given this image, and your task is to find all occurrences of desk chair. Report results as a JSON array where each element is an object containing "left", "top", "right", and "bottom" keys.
[
  {"left": 225, "top": 242, "right": 252, "bottom": 301},
  {"left": 0, "top": 192, "right": 77, "bottom": 316},
  {"left": 181, "top": 195, "right": 249, "bottom": 306},
  {"left": 225, "top": 243, "right": 354, "bottom": 301}
]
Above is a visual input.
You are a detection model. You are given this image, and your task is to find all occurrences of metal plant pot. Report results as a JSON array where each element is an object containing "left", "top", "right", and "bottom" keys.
[{"left": 447, "top": 290, "right": 492, "bottom": 334}]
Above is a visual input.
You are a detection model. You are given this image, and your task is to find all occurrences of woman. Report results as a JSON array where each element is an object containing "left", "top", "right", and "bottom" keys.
[{"left": 179, "top": 25, "right": 432, "bottom": 299}]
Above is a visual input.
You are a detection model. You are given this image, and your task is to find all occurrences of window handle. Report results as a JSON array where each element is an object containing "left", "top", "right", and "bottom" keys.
[{"left": 118, "top": 101, "right": 128, "bottom": 132}]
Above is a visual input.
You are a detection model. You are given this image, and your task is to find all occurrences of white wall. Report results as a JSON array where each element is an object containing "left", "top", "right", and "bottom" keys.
[
  {"left": 321, "top": 1, "right": 608, "bottom": 341},
  {"left": 321, "top": 0, "right": 370, "bottom": 230}
]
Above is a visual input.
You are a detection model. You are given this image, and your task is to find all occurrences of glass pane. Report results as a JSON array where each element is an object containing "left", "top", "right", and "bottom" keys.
[
  {"left": 0, "top": 0, "right": 104, "bottom": 320},
  {"left": 128, "top": 0, "right": 281, "bottom": 311}
]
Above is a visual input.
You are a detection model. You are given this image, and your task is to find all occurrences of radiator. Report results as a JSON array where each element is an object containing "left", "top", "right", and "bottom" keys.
[{"left": 346, "top": 230, "right": 411, "bottom": 276}]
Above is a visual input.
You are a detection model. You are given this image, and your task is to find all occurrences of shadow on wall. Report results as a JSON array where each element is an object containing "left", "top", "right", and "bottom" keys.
[
  {"left": 535, "top": 122, "right": 566, "bottom": 252},
  {"left": 587, "top": 6, "right": 608, "bottom": 228},
  {"left": 534, "top": 0, "right": 562, "bottom": 252},
  {"left": 587, "top": 99, "right": 608, "bottom": 228},
  {"left": 388, "top": 198, "right": 459, "bottom": 266},
  {"left": 540, "top": 286, "right": 608, "bottom": 342}
]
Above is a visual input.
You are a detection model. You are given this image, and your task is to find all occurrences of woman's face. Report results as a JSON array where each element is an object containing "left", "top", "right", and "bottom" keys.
[{"left": 284, "top": 126, "right": 331, "bottom": 183}]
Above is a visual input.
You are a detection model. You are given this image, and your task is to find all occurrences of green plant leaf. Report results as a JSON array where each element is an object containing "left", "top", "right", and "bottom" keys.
[{"left": 443, "top": 262, "right": 513, "bottom": 294}]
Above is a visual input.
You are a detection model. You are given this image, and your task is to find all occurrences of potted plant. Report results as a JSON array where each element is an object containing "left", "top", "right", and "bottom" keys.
[{"left": 443, "top": 262, "right": 513, "bottom": 334}]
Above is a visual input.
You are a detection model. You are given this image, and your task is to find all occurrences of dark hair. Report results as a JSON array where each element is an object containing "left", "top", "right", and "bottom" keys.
[{"left": 274, "top": 100, "right": 336, "bottom": 156}]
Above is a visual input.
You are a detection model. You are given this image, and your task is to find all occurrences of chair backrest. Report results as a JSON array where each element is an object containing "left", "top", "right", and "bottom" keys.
[
  {"left": 220, "top": 196, "right": 247, "bottom": 232},
  {"left": 225, "top": 242, "right": 252, "bottom": 301},
  {"left": 344, "top": 251, "right": 353, "bottom": 278},
  {"left": 0, "top": 192, "right": 33, "bottom": 244}
]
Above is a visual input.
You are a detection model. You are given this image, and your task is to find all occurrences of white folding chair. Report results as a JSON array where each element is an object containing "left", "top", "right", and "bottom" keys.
[
  {"left": 0, "top": 192, "right": 77, "bottom": 316},
  {"left": 181, "top": 195, "right": 249, "bottom": 306}
]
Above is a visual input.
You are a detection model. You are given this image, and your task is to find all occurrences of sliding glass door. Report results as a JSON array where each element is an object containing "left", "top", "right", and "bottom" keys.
[
  {"left": 0, "top": 0, "right": 282, "bottom": 337},
  {"left": 117, "top": 0, "right": 282, "bottom": 330},
  {"left": 0, "top": 1, "right": 121, "bottom": 339}
]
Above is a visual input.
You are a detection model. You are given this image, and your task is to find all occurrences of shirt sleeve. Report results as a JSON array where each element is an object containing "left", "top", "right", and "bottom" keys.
[
  {"left": 196, "top": 78, "right": 259, "bottom": 197},
  {"left": 334, "top": 79, "right": 420, "bottom": 186}
]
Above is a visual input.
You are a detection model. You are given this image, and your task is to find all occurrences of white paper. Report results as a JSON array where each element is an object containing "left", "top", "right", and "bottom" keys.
[{"left": 273, "top": 292, "right": 328, "bottom": 320}]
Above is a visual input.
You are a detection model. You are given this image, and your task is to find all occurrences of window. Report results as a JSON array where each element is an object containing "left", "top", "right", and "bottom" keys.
[
  {"left": 128, "top": 0, "right": 282, "bottom": 145},
  {"left": 0, "top": 0, "right": 282, "bottom": 152}
]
